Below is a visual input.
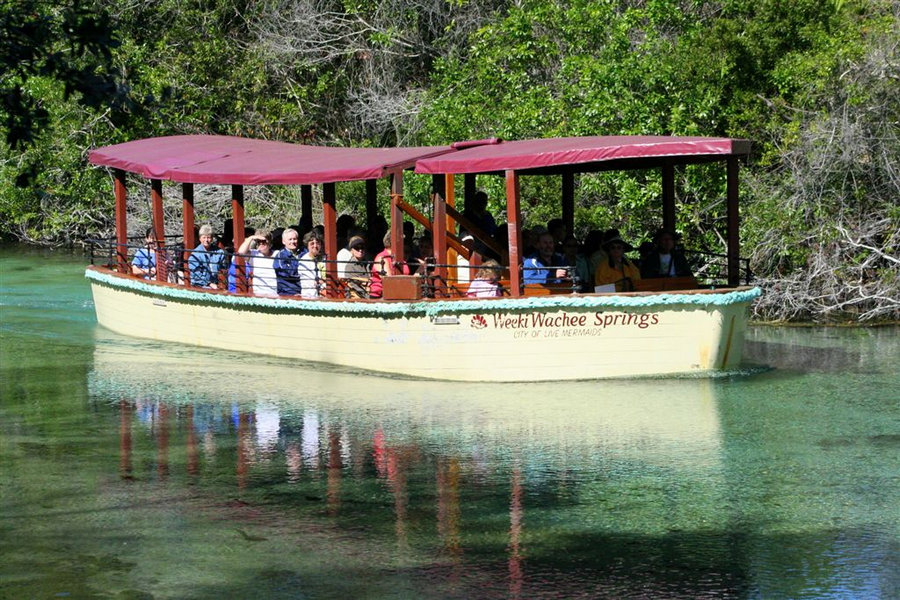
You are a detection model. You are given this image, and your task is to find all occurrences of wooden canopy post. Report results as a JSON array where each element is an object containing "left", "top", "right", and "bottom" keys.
[
  {"left": 562, "top": 170, "right": 575, "bottom": 240},
  {"left": 232, "top": 185, "right": 245, "bottom": 248},
  {"left": 390, "top": 172, "right": 404, "bottom": 268},
  {"left": 464, "top": 173, "right": 476, "bottom": 210},
  {"left": 232, "top": 184, "right": 246, "bottom": 292},
  {"left": 662, "top": 163, "right": 676, "bottom": 234},
  {"left": 505, "top": 170, "right": 523, "bottom": 297},
  {"left": 322, "top": 182, "right": 338, "bottom": 297},
  {"left": 114, "top": 169, "right": 128, "bottom": 273},
  {"left": 726, "top": 157, "right": 740, "bottom": 286},
  {"left": 301, "top": 184, "right": 313, "bottom": 231},
  {"left": 182, "top": 184, "right": 196, "bottom": 249},
  {"left": 432, "top": 175, "right": 448, "bottom": 286},
  {"left": 182, "top": 183, "right": 195, "bottom": 286},
  {"left": 365, "top": 178, "right": 378, "bottom": 241},
  {"left": 445, "top": 175, "right": 458, "bottom": 284},
  {"left": 151, "top": 179, "right": 165, "bottom": 282}
]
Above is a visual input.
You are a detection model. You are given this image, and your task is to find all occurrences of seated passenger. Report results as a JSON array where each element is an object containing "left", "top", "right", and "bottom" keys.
[
  {"left": 412, "top": 234, "right": 434, "bottom": 276},
  {"left": 336, "top": 214, "right": 355, "bottom": 251},
  {"left": 274, "top": 228, "right": 302, "bottom": 296},
  {"left": 547, "top": 218, "right": 566, "bottom": 252},
  {"left": 336, "top": 227, "right": 364, "bottom": 278},
  {"left": 466, "top": 260, "right": 503, "bottom": 298},
  {"left": 342, "top": 235, "right": 370, "bottom": 298},
  {"left": 584, "top": 230, "right": 607, "bottom": 281},
  {"left": 248, "top": 231, "right": 277, "bottom": 297},
  {"left": 463, "top": 191, "right": 498, "bottom": 237},
  {"left": 594, "top": 234, "right": 641, "bottom": 292},
  {"left": 403, "top": 221, "right": 416, "bottom": 253},
  {"left": 188, "top": 224, "right": 226, "bottom": 289},
  {"left": 370, "top": 231, "right": 410, "bottom": 299},
  {"left": 523, "top": 232, "right": 567, "bottom": 284},
  {"left": 297, "top": 231, "right": 325, "bottom": 299},
  {"left": 270, "top": 227, "right": 285, "bottom": 251},
  {"left": 227, "top": 228, "right": 254, "bottom": 292},
  {"left": 227, "top": 230, "right": 275, "bottom": 294},
  {"left": 521, "top": 227, "right": 539, "bottom": 258},
  {"left": 132, "top": 227, "right": 164, "bottom": 279},
  {"left": 490, "top": 223, "right": 509, "bottom": 262},
  {"left": 463, "top": 191, "right": 498, "bottom": 256},
  {"left": 640, "top": 228, "right": 693, "bottom": 278},
  {"left": 561, "top": 235, "right": 591, "bottom": 291}
]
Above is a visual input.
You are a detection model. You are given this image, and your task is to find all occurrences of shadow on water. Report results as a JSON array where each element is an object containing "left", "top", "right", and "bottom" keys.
[
  {"left": 743, "top": 325, "right": 900, "bottom": 375},
  {"left": 744, "top": 340, "right": 860, "bottom": 373}
]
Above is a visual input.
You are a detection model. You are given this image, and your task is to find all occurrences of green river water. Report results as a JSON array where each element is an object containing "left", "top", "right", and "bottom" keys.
[{"left": 1, "top": 246, "right": 898, "bottom": 599}]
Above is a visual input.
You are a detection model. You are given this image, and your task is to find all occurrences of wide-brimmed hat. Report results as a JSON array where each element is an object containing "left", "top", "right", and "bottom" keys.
[{"left": 603, "top": 235, "right": 633, "bottom": 251}]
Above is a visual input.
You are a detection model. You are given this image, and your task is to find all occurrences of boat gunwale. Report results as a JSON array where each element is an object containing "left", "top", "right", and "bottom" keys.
[{"left": 86, "top": 265, "right": 762, "bottom": 318}]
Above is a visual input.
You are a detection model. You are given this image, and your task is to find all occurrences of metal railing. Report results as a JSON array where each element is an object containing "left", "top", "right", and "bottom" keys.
[
  {"left": 87, "top": 236, "right": 751, "bottom": 299},
  {"left": 683, "top": 249, "right": 752, "bottom": 286}
]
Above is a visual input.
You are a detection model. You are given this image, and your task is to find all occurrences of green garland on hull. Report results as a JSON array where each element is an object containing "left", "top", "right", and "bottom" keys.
[{"left": 86, "top": 268, "right": 761, "bottom": 319}]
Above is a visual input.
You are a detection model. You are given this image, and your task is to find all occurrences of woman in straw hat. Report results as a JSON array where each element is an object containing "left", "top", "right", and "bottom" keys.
[{"left": 594, "top": 233, "right": 641, "bottom": 292}]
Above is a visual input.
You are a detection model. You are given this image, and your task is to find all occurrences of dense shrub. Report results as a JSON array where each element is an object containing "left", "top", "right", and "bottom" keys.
[{"left": 1, "top": 0, "right": 896, "bottom": 321}]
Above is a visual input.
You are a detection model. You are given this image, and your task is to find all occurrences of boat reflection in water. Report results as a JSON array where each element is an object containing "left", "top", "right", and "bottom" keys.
[
  {"left": 87, "top": 328, "right": 746, "bottom": 598},
  {"left": 88, "top": 329, "right": 899, "bottom": 599},
  {"left": 89, "top": 329, "right": 725, "bottom": 468}
]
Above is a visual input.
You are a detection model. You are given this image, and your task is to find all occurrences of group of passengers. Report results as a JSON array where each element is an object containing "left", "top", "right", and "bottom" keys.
[
  {"left": 132, "top": 216, "right": 392, "bottom": 299},
  {"left": 130, "top": 191, "right": 691, "bottom": 298},
  {"left": 516, "top": 223, "right": 692, "bottom": 292}
]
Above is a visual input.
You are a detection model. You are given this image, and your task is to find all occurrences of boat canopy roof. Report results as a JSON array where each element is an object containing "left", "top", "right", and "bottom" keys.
[
  {"left": 415, "top": 136, "right": 750, "bottom": 175},
  {"left": 89, "top": 134, "right": 750, "bottom": 184},
  {"left": 88, "top": 135, "right": 455, "bottom": 185}
]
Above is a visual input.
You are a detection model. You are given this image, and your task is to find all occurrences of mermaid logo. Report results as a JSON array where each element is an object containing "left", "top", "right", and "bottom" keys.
[{"left": 470, "top": 314, "right": 488, "bottom": 329}]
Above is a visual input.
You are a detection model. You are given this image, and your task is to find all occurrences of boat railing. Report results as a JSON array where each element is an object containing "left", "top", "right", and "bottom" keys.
[
  {"left": 683, "top": 249, "right": 752, "bottom": 287},
  {"left": 87, "top": 236, "right": 751, "bottom": 298},
  {"left": 370, "top": 262, "right": 581, "bottom": 299},
  {"left": 87, "top": 235, "right": 184, "bottom": 268}
]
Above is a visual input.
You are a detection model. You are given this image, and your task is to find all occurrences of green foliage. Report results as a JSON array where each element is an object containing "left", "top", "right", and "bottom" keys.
[
  {"left": 0, "top": 0, "right": 123, "bottom": 149},
  {"left": 1, "top": 0, "right": 896, "bottom": 319},
  {"left": 420, "top": 1, "right": 893, "bottom": 247}
]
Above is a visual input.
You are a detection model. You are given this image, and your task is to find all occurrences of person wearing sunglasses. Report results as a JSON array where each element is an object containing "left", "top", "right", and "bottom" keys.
[
  {"left": 227, "top": 230, "right": 277, "bottom": 296},
  {"left": 342, "top": 235, "right": 370, "bottom": 298}
]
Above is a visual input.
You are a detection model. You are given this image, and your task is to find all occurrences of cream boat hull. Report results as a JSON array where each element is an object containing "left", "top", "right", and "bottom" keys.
[{"left": 87, "top": 267, "right": 759, "bottom": 382}]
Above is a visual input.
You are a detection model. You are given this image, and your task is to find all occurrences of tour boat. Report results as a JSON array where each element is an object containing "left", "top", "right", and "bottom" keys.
[{"left": 85, "top": 134, "right": 760, "bottom": 382}]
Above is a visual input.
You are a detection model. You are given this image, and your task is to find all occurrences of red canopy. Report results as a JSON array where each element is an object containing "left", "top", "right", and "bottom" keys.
[
  {"left": 414, "top": 136, "right": 750, "bottom": 174},
  {"left": 89, "top": 135, "right": 454, "bottom": 184}
]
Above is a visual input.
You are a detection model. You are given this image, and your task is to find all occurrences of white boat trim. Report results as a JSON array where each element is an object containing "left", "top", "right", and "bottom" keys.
[{"left": 88, "top": 266, "right": 760, "bottom": 382}]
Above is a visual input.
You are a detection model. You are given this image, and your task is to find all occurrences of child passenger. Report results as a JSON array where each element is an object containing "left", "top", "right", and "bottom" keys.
[{"left": 466, "top": 260, "right": 503, "bottom": 298}]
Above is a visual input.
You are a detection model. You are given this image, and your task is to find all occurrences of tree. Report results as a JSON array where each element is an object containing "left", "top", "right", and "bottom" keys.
[
  {"left": 0, "top": 0, "right": 129, "bottom": 183},
  {"left": 746, "top": 14, "right": 900, "bottom": 321}
]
